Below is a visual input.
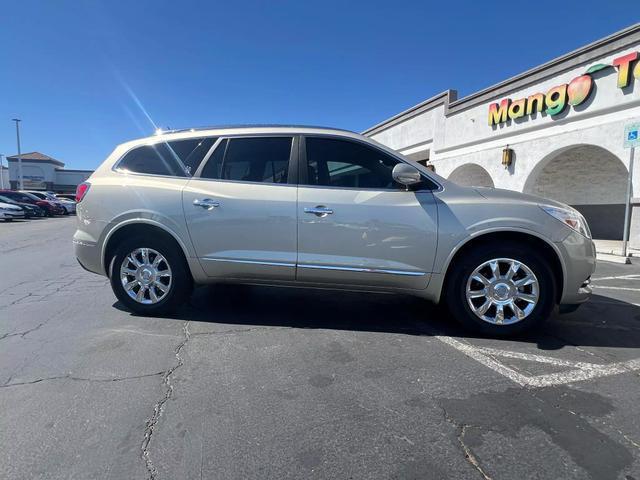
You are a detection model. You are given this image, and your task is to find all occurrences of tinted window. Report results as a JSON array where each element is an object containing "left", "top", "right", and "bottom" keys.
[
  {"left": 200, "top": 137, "right": 292, "bottom": 183},
  {"left": 169, "top": 137, "right": 217, "bottom": 175},
  {"left": 305, "top": 137, "right": 402, "bottom": 189},
  {"left": 26, "top": 192, "right": 47, "bottom": 199},
  {"left": 116, "top": 137, "right": 216, "bottom": 177},
  {"left": 2, "top": 192, "right": 35, "bottom": 202}
]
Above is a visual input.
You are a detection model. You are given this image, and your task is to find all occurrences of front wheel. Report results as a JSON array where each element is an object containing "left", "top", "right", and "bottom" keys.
[
  {"left": 109, "top": 236, "right": 192, "bottom": 315},
  {"left": 444, "top": 243, "right": 556, "bottom": 336}
]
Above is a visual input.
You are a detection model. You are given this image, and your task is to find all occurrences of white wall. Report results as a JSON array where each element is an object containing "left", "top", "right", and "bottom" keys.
[{"left": 55, "top": 170, "right": 92, "bottom": 186}]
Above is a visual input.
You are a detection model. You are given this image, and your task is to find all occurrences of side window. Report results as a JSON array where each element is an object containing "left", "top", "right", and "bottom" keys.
[
  {"left": 199, "top": 137, "right": 292, "bottom": 184},
  {"left": 169, "top": 137, "right": 217, "bottom": 175},
  {"left": 305, "top": 137, "right": 402, "bottom": 189},
  {"left": 116, "top": 137, "right": 216, "bottom": 177}
]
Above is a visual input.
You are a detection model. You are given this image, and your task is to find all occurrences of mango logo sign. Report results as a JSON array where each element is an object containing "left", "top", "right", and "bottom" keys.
[{"left": 488, "top": 52, "right": 640, "bottom": 126}]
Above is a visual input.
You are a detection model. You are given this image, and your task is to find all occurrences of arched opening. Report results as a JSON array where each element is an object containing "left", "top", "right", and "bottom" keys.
[
  {"left": 448, "top": 164, "right": 494, "bottom": 188},
  {"left": 523, "top": 145, "right": 627, "bottom": 240}
]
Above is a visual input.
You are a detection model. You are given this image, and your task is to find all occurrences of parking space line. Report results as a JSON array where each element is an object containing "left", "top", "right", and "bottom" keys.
[
  {"left": 592, "top": 274, "right": 640, "bottom": 281},
  {"left": 435, "top": 335, "right": 640, "bottom": 388},
  {"left": 592, "top": 285, "right": 640, "bottom": 292},
  {"left": 435, "top": 335, "right": 531, "bottom": 386}
]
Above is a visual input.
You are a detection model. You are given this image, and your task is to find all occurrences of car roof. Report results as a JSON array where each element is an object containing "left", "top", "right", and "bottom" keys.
[{"left": 126, "top": 124, "right": 363, "bottom": 146}]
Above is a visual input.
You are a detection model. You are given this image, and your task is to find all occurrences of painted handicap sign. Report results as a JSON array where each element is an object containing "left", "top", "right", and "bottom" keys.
[{"left": 624, "top": 122, "right": 640, "bottom": 148}]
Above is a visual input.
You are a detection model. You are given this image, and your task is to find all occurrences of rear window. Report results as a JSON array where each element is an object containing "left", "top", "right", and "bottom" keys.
[{"left": 116, "top": 137, "right": 217, "bottom": 177}]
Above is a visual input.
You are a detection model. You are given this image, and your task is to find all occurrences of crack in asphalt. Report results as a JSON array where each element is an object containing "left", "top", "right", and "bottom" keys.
[
  {"left": 0, "top": 319, "right": 50, "bottom": 341},
  {"left": 0, "top": 372, "right": 165, "bottom": 388},
  {"left": 141, "top": 321, "right": 191, "bottom": 480},
  {"left": 189, "top": 326, "right": 271, "bottom": 337},
  {"left": 440, "top": 406, "right": 493, "bottom": 480}
]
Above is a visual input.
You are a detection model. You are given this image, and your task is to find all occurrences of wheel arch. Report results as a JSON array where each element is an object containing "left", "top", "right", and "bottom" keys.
[
  {"left": 438, "top": 229, "right": 565, "bottom": 305},
  {"left": 101, "top": 220, "right": 192, "bottom": 278}
]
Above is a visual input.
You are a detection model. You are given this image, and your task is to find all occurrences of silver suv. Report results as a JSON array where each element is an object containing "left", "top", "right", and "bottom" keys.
[{"left": 74, "top": 125, "right": 595, "bottom": 335}]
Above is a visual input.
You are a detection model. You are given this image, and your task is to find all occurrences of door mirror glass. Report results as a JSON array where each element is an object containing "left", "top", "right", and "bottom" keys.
[{"left": 392, "top": 163, "right": 422, "bottom": 187}]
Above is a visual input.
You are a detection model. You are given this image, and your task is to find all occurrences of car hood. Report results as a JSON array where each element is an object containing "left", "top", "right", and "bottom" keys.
[{"left": 472, "top": 186, "right": 571, "bottom": 210}]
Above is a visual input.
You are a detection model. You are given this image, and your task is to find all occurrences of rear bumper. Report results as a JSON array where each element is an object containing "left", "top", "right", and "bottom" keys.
[
  {"left": 556, "top": 232, "right": 596, "bottom": 305},
  {"left": 73, "top": 238, "right": 105, "bottom": 276}
]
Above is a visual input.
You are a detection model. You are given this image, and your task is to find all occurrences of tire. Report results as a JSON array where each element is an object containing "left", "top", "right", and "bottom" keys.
[
  {"left": 63, "top": 207, "right": 69, "bottom": 215},
  {"left": 109, "top": 235, "right": 192, "bottom": 315},
  {"left": 444, "top": 241, "right": 556, "bottom": 336}
]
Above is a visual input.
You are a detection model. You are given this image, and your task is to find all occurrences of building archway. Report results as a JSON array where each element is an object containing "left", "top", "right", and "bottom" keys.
[
  {"left": 523, "top": 145, "right": 627, "bottom": 239},
  {"left": 448, "top": 164, "right": 494, "bottom": 188}
]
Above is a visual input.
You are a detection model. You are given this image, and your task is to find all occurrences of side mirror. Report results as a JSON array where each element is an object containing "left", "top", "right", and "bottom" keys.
[{"left": 392, "top": 163, "right": 422, "bottom": 189}]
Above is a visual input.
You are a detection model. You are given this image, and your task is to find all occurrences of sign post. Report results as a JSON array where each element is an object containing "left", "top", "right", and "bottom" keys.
[{"left": 622, "top": 122, "right": 640, "bottom": 257}]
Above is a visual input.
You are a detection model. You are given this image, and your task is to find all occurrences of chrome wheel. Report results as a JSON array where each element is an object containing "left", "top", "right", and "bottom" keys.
[
  {"left": 465, "top": 258, "right": 539, "bottom": 325},
  {"left": 120, "top": 248, "right": 172, "bottom": 305}
]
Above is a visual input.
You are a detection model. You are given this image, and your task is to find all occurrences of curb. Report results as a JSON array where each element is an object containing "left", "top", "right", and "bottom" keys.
[{"left": 596, "top": 252, "right": 632, "bottom": 264}]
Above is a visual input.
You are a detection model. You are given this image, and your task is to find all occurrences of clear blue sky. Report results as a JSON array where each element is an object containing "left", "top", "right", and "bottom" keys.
[{"left": 0, "top": 1, "right": 636, "bottom": 169}]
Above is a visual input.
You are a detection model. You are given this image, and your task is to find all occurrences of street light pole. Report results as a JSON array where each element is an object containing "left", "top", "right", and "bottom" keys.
[
  {"left": 12, "top": 118, "right": 23, "bottom": 190},
  {"left": 0, "top": 154, "right": 4, "bottom": 189},
  {"left": 621, "top": 146, "right": 636, "bottom": 258}
]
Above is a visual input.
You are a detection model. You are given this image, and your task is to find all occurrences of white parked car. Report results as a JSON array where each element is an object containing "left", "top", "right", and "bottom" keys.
[
  {"left": 0, "top": 201, "right": 26, "bottom": 221},
  {"left": 74, "top": 125, "right": 596, "bottom": 336},
  {"left": 23, "top": 191, "right": 76, "bottom": 215}
]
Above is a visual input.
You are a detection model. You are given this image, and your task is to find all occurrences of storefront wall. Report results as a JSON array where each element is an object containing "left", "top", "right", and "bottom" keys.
[{"left": 367, "top": 34, "right": 640, "bottom": 246}]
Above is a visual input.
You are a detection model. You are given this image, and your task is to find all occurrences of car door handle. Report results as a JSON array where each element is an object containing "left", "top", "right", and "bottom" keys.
[
  {"left": 304, "top": 206, "right": 333, "bottom": 217},
  {"left": 193, "top": 198, "right": 220, "bottom": 210}
]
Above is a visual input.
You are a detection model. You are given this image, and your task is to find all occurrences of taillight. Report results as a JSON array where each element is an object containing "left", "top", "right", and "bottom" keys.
[
  {"left": 76, "top": 182, "right": 90, "bottom": 203},
  {"left": 35, "top": 200, "right": 49, "bottom": 207}
]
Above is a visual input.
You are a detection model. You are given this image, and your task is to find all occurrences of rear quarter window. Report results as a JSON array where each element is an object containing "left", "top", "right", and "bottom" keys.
[{"left": 116, "top": 137, "right": 217, "bottom": 177}]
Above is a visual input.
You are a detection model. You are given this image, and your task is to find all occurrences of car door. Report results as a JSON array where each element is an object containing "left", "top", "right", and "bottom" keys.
[
  {"left": 182, "top": 135, "right": 298, "bottom": 281},
  {"left": 296, "top": 136, "right": 438, "bottom": 290}
]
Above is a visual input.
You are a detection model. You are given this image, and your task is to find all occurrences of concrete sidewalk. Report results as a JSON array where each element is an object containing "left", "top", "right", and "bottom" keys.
[{"left": 593, "top": 239, "right": 638, "bottom": 264}]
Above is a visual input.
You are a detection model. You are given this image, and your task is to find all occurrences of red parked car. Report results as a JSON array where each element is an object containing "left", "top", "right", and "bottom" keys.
[{"left": 0, "top": 190, "right": 65, "bottom": 216}]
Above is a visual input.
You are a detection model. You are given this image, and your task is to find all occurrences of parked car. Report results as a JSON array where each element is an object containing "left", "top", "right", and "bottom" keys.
[
  {"left": 54, "top": 195, "right": 77, "bottom": 214},
  {"left": 73, "top": 126, "right": 595, "bottom": 336},
  {"left": 55, "top": 193, "right": 77, "bottom": 201},
  {"left": 0, "top": 190, "right": 61, "bottom": 216},
  {"left": 22, "top": 190, "right": 73, "bottom": 215},
  {"left": 43, "top": 191, "right": 78, "bottom": 213},
  {"left": 0, "top": 200, "right": 26, "bottom": 221},
  {"left": 0, "top": 194, "right": 45, "bottom": 218}
]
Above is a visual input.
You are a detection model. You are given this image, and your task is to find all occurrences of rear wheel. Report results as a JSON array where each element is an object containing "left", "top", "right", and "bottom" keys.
[
  {"left": 109, "top": 235, "right": 192, "bottom": 315},
  {"left": 444, "top": 242, "right": 556, "bottom": 336}
]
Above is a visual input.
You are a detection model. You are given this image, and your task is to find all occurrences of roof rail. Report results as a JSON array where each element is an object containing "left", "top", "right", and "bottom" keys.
[{"left": 156, "top": 124, "right": 357, "bottom": 134}]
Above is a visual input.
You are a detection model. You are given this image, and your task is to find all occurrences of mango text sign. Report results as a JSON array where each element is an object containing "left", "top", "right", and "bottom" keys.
[{"left": 489, "top": 52, "right": 640, "bottom": 126}]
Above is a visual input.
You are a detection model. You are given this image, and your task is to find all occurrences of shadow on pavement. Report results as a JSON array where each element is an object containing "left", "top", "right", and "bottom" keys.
[{"left": 114, "top": 284, "right": 640, "bottom": 350}]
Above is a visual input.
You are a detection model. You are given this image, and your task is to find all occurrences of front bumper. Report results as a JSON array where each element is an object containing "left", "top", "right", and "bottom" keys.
[
  {"left": 1, "top": 210, "right": 25, "bottom": 219},
  {"left": 556, "top": 231, "right": 596, "bottom": 305}
]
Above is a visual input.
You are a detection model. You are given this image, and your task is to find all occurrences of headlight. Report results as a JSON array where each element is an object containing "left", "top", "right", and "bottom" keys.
[{"left": 540, "top": 205, "right": 591, "bottom": 238}]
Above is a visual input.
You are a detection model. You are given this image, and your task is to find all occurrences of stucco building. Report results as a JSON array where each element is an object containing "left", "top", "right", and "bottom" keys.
[
  {"left": 364, "top": 24, "right": 640, "bottom": 247},
  {"left": 6, "top": 152, "right": 93, "bottom": 193}
]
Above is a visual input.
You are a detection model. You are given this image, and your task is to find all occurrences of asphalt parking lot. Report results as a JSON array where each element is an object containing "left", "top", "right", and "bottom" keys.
[{"left": 1, "top": 217, "right": 639, "bottom": 480}]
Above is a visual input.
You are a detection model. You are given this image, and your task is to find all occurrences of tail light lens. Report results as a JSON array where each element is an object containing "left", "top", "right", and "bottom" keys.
[
  {"left": 35, "top": 200, "right": 49, "bottom": 208},
  {"left": 76, "top": 182, "right": 91, "bottom": 203}
]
